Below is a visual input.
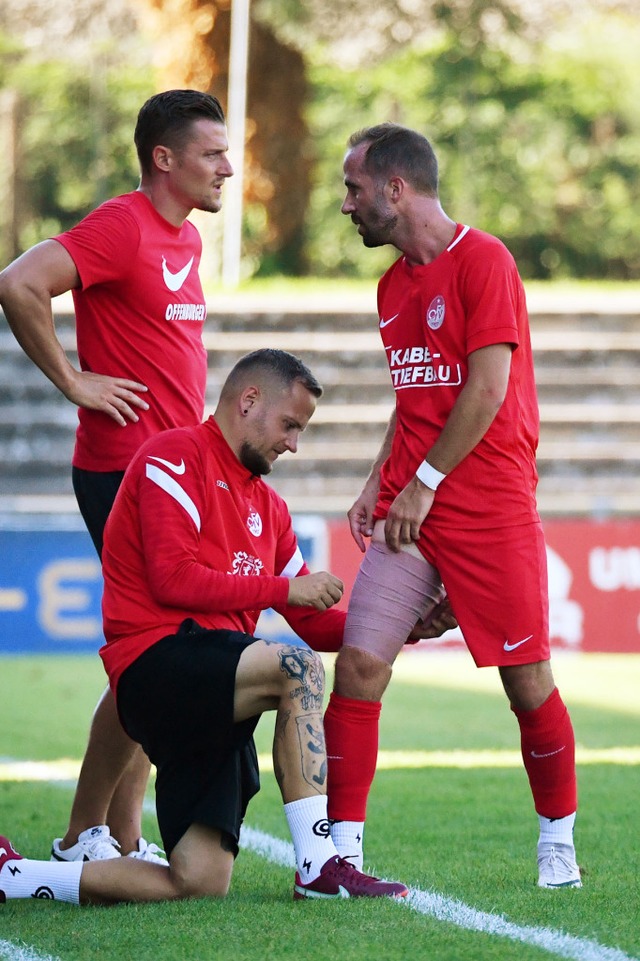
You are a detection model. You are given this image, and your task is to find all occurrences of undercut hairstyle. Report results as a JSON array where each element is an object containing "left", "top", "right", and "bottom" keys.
[
  {"left": 222, "top": 349, "right": 323, "bottom": 400},
  {"left": 134, "top": 89, "right": 226, "bottom": 175},
  {"left": 348, "top": 123, "right": 439, "bottom": 197}
]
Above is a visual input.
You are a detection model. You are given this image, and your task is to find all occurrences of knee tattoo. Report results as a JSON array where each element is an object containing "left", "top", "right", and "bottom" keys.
[{"left": 278, "top": 646, "right": 324, "bottom": 712}]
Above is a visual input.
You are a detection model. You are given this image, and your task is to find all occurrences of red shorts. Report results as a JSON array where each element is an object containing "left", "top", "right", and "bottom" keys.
[{"left": 420, "top": 521, "right": 550, "bottom": 668}]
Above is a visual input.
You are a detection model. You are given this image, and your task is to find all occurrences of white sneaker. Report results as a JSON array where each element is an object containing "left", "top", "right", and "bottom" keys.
[
  {"left": 127, "top": 838, "right": 168, "bottom": 866},
  {"left": 537, "top": 842, "right": 582, "bottom": 888},
  {"left": 51, "top": 825, "right": 121, "bottom": 862}
]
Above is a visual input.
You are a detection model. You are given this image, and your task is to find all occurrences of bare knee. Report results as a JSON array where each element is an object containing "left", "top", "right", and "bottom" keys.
[
  {"left": 334, "top": 645, "right": 392, "bottom": 701},
  {"left": 170, "top": 867, "right": 231, "bottom": 900},
  {"left": 168, "top": 826, "right": 234, "bottom": 900},
  {"left": 499, "top": 660, "right": 555, "bottom": 711}
]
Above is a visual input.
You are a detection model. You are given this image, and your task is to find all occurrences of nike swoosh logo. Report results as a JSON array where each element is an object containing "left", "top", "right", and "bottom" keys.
[
  {"left": 531, "top": 746, "right": 565, "bottom": 759},
  {"left": 162, "top": 255, "right": 194, "bottom": 292},
  {"left": 0, "top": 847, "right": 7, "bottom": 858},
  {"left": 379, "top": 312, "right": 399, "bottom": 328},
  {"left": 148, "top": 455, "right": 186, "bottom": 475},
  {"left": 503, "top": 634, "right": 533, "bottom": 652}
]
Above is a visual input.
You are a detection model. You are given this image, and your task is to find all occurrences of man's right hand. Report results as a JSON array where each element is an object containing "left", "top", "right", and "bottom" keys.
[
  {"left": 287, "top": 571, "right": 344, "bottom": 610},
  {"left": 65, "top": 370, "right": 149, "bottom": 426},
  {"left": 347, "top": 479, "right": 379, "bottom": 553}
]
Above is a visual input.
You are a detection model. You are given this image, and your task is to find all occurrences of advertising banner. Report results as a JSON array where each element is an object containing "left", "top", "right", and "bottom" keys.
[{"left": 1, "top": 517, "right": 638, "bottom": 654}]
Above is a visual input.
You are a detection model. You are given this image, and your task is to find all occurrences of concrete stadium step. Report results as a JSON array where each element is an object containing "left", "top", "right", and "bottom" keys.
[
  {"left": 2, "top": 301, "right": 640, "bottom": 515},
  {"left": 265, "top": 472, "right": 640, "bottom": 518},
  {"left": 200, "top": 328, "right": 640, "bottom": 356},
  {"left": 244, "top": 437, "right": 640, "bottom": 464}
]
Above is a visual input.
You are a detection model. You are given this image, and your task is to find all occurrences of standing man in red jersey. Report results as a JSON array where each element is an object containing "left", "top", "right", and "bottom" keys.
[
  {"left": 323, "top": 123, "right": 581, "bottom": 890},
  {"left": 0, "top": 89, "right": 233, "bottom": 867}
]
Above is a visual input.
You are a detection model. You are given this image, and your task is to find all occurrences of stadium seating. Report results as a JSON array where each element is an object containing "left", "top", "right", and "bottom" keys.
[{"left": 1, "top": 298, "right": 638, "bottom": 518}]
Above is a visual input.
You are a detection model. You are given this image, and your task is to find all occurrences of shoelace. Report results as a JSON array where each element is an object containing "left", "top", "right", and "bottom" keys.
[
  {"left": 142, "top": 842, "right": 166, "bottom": 861},
  {"left": 334, "top": 857, "right": 380, "bottom": 882},
  {"left": 538, "top": 846, "right": 579, "bottom": 882},
  {"left": 87, "top": 834, "right": 120, "bottom": 859},
  {"left": 130, "top": 840, "right": 167, "bottom": 862}
]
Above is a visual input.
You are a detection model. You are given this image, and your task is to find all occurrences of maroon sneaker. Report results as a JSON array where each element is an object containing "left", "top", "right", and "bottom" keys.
[
  {"left": 0, "top": 836, "right": 23, "bottom": 902},
  {"left": 294, "top": 855, "right": 408, "bottom": 900}
]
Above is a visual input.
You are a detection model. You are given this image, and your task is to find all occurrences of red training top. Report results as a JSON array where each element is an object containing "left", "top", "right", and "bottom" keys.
[
  {"left": 55, "top": 191, "right": 207, "bottom": 472},
  {"left": 100, "top": 417, "right": 345, "bottom": 691}
]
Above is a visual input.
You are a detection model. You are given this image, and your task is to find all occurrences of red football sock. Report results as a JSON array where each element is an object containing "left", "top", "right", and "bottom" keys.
[
  {"left": 324, "top": 692, "right": 381, "bottom": 821},
  {"left": 512, "top": 686, "right": 577, "bottom": 818}
]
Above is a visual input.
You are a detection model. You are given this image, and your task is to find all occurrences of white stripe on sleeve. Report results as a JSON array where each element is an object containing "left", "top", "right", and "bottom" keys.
[
  {"left": 279, "top": 546, "right": 304, "bottom": 579},
  {"left": 145, "top": 463, "right": 201, "bottom": 532}
]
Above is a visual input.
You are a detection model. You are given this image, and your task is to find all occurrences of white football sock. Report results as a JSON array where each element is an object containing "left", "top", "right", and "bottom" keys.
[
  {"left": 284, "top": 796, "right": 340, "bottom": 883},
  {"left": 0, "top": 857, "right": 82, "bottom": 903},
  {"left": 329, "top": 819, "right": 365, "bottom": 870},
  {"left": 538, "top": 812, "right": 577, "bottom": 847}
]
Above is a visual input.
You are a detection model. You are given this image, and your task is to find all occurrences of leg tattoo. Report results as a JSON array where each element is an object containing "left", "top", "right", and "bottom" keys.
[
  {"left": 295, "top": 715, "right": 328, "bottom": 791},
  {"left": 275, "top": 647, "right": 327, "bottom": 795}
]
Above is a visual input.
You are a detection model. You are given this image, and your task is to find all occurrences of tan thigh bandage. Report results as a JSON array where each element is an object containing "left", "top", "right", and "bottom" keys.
[{"left": 343, "top": 538, "right": 444, "bottom": 665}]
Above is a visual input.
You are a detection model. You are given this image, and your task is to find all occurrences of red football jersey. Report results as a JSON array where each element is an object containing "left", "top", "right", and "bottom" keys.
[
  {"left": 375, "top": 224, "right": 540, "bottom": 530},
  {"left": 100, "top": 417, "right": 345, "bottom": 690},
  {"left": 55, "top": 191, "right": 207, "bottom": 471}
]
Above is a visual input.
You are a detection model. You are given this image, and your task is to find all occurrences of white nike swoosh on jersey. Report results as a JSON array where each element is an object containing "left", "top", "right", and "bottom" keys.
[
  {"left": 379, "top": 312, "right": 399, "bottom": 328},
  {"left": 148, "top": 455, "right": 186, "bottom": 475},
  {"left": 503, "top": 634, "right": 533, "bottom": 652},
  {"left": 162, "top": 255, "right": 194, "bottom": 292}
]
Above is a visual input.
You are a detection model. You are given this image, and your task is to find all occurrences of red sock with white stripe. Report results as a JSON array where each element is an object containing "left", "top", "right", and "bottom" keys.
[
  {"left": 511, "top": 686, "right": 577, "bottom": 818},
  {"left": 324, "top": 692, "right": 381, "bottom": 869}
]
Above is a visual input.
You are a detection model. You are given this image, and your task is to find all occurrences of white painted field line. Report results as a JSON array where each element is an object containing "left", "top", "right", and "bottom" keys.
[
  {"left": 240, "top": 825, "right": 640, "bottom": 961},
  {"left": 3, "top": 744, "right": 640, "bottom": 782},
  {"left": 404, "top": 888, "right": 636, "bottom": 961},
  {"left": 0, "top": 940, "right": 61, "bottom": 961},
  {"left": 3, "top": 767, "right": 638, "bottom": 961}
]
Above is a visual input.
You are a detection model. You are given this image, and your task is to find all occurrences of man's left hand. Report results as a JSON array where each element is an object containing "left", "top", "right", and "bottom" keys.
[{"left": 406, "top": 596, "right": 458, "bottom": 643}]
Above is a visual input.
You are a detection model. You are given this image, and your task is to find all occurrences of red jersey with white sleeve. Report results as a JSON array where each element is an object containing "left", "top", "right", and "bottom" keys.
[
  {"left": 100, "top": 416, "right": 345, "bottom": 691},
  {"left": 55, "top": 191, "right": 207, "bottom": 472},
  {"left": 375, "top": 224, "right": 540, "bottom": 530}
]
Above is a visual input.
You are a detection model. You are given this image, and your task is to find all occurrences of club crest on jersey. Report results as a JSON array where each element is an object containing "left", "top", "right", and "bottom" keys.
[
  {"left": 229, "top": 551, "right": 264, "bottom": 577},
  {"left": 426, "top": 295, "right": 445, "bottom": 330},
  {"left": 247, "top": 508, "right": 263, "bottom": 536}
]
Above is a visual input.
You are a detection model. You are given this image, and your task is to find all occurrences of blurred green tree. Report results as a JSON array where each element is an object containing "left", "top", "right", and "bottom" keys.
[
  {"left": 304, "top": 1, "right": 640, "bottom": 278},
  {"left": 1, "top": 0, "right": 639, "bottom": 278},
  {"left": 0, "top": 0, "right": 154, "bottom": 263}
]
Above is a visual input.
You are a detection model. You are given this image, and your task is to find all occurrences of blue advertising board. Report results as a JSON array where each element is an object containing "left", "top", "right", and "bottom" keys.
[{"left": 0, "top": 516, "right": 329, "bottom": 654}]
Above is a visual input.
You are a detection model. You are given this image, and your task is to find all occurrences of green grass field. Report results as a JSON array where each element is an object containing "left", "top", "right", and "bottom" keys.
[{"left": 1, "top": 651, "right": 638, "bottom": 961}]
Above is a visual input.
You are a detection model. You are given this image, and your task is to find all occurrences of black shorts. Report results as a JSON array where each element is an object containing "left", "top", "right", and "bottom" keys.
[
  {"left": 116, "top": 619, "right": 261, "bottom": 857},
  {"left": 72, "top": 467, "right": 125, "bottom": 558}
]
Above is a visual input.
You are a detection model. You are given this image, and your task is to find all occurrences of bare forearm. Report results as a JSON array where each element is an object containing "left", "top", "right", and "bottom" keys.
[
  {"left": 424, "top": 379, "right": 504, "bottom": 474},
  {"left": 2, "top": 286, "right": 78, "bottom": 397},
  {"left": 1, "top": 244, "right": 149, "bottom": 423},
  {"left": 0, "top": 240, "right": 80, "bottom": 398},
  {"left": 420, "top": 343, "right": 511, "bottom": 476}
]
